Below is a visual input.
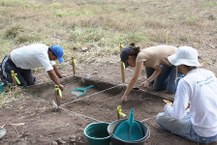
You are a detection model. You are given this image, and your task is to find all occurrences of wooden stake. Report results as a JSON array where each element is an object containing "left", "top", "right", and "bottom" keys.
[
  {"left": 71, "top": 57, "right": 76, "bottom": 75},
  {"left": 121, "top": 61, "right": 125, "bottom": 83}
]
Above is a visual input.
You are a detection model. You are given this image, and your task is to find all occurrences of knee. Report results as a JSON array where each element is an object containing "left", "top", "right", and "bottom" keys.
[
  {"left": 156, "top": 112, "right": 166, "bottom": 125},
  {"left": 167, "top": 88, "right": 176, "bottom": 94},
  {"left": 26, "top": 77, "right": 36, "bottom": 86},
  {"left": 27, "top": 81, "right": 35, "bottom": 86}
]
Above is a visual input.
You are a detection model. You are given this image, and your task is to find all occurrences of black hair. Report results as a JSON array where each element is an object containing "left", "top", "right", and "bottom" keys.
[
  {"left": 184, "top": 65, "right": 197, "bottom": 72},
  {"left": 48, "top": 47, "right": 57, "bottom": 57},
  {"left": 48, "top": 47, "right": 52, "bottom": 52},
  {"left": 128, "top": 43, "right": 140, "bottom": 58}
]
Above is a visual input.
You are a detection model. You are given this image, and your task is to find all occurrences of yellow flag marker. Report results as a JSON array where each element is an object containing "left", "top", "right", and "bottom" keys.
[
  {"left": 117, "top": 105, "right": 126, "bottom": 119},
  {"left": 55, "top": 85, "right": 62, "bottom": 106},
  {"left": 119, "top": 43, "right": 124, "bottom": 52},
  {"left": 11, "top": 70, "right": 21, "bottom": 85}
]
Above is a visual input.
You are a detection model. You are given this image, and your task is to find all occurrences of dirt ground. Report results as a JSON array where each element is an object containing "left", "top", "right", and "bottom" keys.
[
  {"left": 1, "top": 62, "right": 217, "bottom": 145},
  {"left": 0, "top": 0, "right": 217, "bottom": 144}
]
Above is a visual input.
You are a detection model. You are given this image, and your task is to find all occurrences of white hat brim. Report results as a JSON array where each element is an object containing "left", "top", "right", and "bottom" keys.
[{"left": 168, "top": 54, "right": 201, "bottom": 67}]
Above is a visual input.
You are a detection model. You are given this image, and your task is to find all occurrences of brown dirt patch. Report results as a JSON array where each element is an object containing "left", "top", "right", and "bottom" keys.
[{"left": 1, "top": 63, "right": 217, "bottom": 145}]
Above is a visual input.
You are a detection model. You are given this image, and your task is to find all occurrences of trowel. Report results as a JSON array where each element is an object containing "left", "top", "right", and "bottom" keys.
[{"left": 71, "top": 85, "right": 94, "bottom": 97}]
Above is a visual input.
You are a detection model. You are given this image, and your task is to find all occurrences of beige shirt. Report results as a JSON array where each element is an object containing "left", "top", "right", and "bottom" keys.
[{"left": 136, "top": 45, "right": 177, "bottom": 68}]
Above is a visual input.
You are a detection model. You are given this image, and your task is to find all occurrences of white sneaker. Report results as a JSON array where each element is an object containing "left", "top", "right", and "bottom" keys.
[
  {"left": 51, "top": 100, "right": 60, "bottom": 112},
  {"left": 0, "top": 127, "right": 6, "bottom": 139}
]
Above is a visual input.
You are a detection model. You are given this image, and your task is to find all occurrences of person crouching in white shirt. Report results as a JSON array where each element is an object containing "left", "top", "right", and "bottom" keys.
[
  {"left": 1, "top": 43, "right": 64, "bottom": 90},
  {"left": 156, "top": 46, "right": 217, "bottom": 143}
]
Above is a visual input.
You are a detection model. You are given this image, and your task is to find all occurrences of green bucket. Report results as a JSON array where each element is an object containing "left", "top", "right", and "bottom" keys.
[
  {"left": 84, "top": 122, "right": 110, "bottom": 145},
  {"left": 0, "top": 82, "right": 4, "bottom": 93}
]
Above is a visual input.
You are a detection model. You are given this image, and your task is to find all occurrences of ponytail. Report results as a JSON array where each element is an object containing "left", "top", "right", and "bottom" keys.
[{"left": 129, "top": 43, "right": 140, "bottom": 57}]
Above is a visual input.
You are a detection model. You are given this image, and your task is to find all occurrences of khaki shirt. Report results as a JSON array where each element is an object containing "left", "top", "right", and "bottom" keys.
[{"left": 136, "top": 45, "right": 177, "bottom": 68}]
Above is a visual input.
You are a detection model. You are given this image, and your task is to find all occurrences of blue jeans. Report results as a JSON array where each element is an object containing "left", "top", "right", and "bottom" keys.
[
  {"left": 156, "top": 112, "right": 217, "bottom": 143},
  {"left": 145, "top": 65, "right": 182, "bottom": 94},
  {"left": 1, "top": 56, "right": 35, "bottom": 86}
]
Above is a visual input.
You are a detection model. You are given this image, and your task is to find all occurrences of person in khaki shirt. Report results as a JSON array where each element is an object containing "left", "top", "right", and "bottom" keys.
[{"left": 120, "top": 43, "right": 179, "bottom": 102}]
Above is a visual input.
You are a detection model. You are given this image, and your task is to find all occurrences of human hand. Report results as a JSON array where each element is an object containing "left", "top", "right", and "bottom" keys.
[
  {"left": 59, "top": 84, "right": 64, "bottom": 91},
  {"left": 186, "top": 103, "right": 190, "bottom": 110},
  {"left": 121, "top": 95, "right": 128, "bottom": 103},
  {"left": 59, "top": 74, "right": 67, "bottom": 78},
  {"left": 140, "top": 80, "right": 151, "bottom": 88}
]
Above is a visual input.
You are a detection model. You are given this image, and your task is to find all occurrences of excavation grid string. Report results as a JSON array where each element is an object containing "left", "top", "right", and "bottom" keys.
[
  {"left": 30, "top": 83, "right": 156, "bottom": 123},
  {"left": 33, "top": 95, "right": 102, "bottom": 122},
  {"left": 61, "top": 83, "right": 124, "bottom": 107},
  {"left": 31, "top": 83, "right": 124, "bottom": 122}
]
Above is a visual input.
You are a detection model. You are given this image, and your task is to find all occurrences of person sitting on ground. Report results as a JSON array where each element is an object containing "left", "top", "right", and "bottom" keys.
[
  {"left": 0, "top": 43, "right": 65, "bottom": 90},
  {"left": 156, "top": 46, "right": 217, "bottom": 144},
  {"left": 120, "top": 43, "right": 179, "bottom": 102}
]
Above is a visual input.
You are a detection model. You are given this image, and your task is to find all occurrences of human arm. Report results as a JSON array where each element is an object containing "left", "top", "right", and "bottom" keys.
[
  {"left": 121, "top": 62, "right": 143, "bottom": 102},
  {"left": 160, "top": 57, "right": 172, "bottom": 66},
  {"left": 37, "top": 54, "right": 64, "bottom": 90},
  {"left": 140, "top": 65, "right": 162, "bottom": 88},
  {"left": 53, "top": 65, "right": 64, "bottom": 78},
  {"left": 47, "top": 70, "right": 64, "bottom": 91},
  {"left": 164, "top": 79, "right": 190, "bottom": 119}
]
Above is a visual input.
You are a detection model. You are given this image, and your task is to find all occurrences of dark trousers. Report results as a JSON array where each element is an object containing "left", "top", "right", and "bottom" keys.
[
  {"left": 1, "top": 56, "right": 35, "bottom": 86},
  {"left": 145, "top": 65, "right": 182, "bottom": 93}
]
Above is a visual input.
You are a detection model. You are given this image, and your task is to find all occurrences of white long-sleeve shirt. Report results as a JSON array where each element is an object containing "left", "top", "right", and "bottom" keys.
[{"left": 164, "top": 68, "right": 217, "bottom": 137}]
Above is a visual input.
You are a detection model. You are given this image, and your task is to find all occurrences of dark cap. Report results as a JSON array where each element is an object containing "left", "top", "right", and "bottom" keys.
[{"left": 120, "top": 47, "right": 133, "bottom": 68}]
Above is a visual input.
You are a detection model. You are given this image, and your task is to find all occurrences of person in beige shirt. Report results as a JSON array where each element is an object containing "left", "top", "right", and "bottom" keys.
[{"left": 120, "top": 43, "right": 179, "bottom": 102}]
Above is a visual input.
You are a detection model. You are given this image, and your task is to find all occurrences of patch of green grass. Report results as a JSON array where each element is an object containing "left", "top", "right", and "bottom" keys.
[
  {"left": 184, "top": 16, "right": 199, "bottom": 26},
  {"left": 120, "top": 32, "right": 149, "bottom": 45},
  {"left": 3, "top": 25, "right": 41, "bottom": 44},
  {"left": 203, "top": 1, "right": 217, "bottom": 7},
  {"left": 15, "top": 34, "right": 41, "bottom": 44},
  {"left": 49, "top": 2, "right": 94, "bottom": 17},
  {"left": 0, "top": 0, "right": 28, "bottom": 7},
  {"left": 65, "top": 26, "right": 150, "bottom": 63},
  {"left": 0, "top": 38, "right": 13, "bottom": 58},
  {"left": 48, "top": 2, "right": 62, "bottom": 8},
  {"left": 0, "top": 87, "right": 24, "bottom": 108},
  {"left": 68, "top": 27, "right": 107, "bottom": 45},
  {"left": 54, "top": 9, "right": 93, "bottom": 17},
  {"left": 148, "top": 29, "right": 173, "bottom": 44},
  {"left": 4, "top": 25, "right": 24, "bottom": 39},
  {"left": 68, "top": 27, "right": 148, "bottom": 49}
]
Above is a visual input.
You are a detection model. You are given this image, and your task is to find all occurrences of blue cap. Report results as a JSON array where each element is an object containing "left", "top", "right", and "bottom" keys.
[
  {"left": 120, "top": 47, "right": 133, "bottom": 68},
  {"left": 50, "top": 45, "right": 64, "bottom": 63}
]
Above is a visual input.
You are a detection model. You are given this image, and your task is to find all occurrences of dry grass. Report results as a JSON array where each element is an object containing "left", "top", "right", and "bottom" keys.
[
  {"left": 0, "top": 0, "right": 216, "bottom": 60},
  {"left": 0, "top": 86, "right": 23, "bottom": 107},
  {"left": 0, "top": 0, "right": 216, "bottom": 105}
]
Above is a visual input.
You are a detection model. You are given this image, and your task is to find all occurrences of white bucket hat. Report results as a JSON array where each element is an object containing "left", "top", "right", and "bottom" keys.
[{"left": 167, "top": 46, "right": 201, "bottom": 67}]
